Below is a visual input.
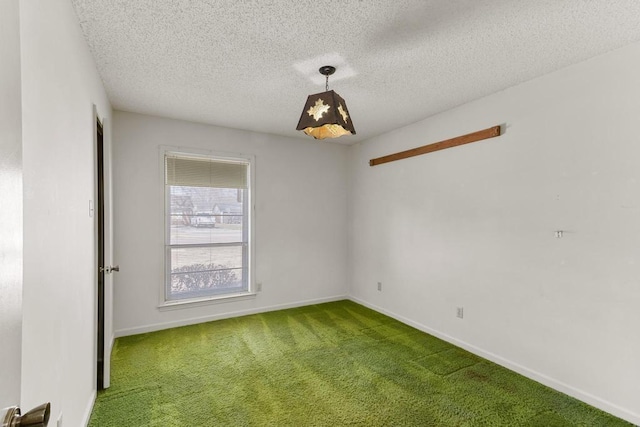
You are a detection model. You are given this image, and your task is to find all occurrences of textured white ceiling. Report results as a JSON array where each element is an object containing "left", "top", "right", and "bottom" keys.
[{"left": 71, "top": 0, "right": 640, "bottom": 144}]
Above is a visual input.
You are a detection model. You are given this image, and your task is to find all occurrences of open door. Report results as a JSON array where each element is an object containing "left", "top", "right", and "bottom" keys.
[
  {"left": 96, "top": 116, "right": 106, "bottom": 390},
  {"left": 0, "top": 0, "right": 23, "bottom": 414},
  {"left": 96, "top": 113, "right": 114, "bottom": 390}
]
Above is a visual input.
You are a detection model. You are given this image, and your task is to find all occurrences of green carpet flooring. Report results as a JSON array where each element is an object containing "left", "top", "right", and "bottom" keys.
[{"left": 89, "top": 300, "right": 629, "bottom": 426}]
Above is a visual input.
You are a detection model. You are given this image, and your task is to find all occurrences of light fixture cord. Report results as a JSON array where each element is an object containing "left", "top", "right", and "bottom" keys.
[{"left": 325, "top": 74, "right": 329, "bottom": 91}]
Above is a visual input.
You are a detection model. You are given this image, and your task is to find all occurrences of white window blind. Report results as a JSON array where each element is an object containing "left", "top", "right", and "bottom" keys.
[{"left": 165, "top": 155, "right": 248, "bottom": 189}]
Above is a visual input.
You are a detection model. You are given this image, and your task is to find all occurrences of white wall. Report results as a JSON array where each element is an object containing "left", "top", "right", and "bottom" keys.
[
  {"left": 348, "top": 41, "right": 640, "bottom": 424},
  {"left": 0, "top": 0, "right": 23, "bottom": 413},
  {"left": 20, "top": 0, "right": 112, "bottom": 425},
  {"left": 112, "top": 111, "right": 349, "bottom": 335}
]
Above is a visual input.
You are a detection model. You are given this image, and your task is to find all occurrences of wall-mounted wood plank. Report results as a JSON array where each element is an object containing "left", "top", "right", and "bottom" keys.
[{"left": 369, "top": 125, "right": 501, "bottom": 167}]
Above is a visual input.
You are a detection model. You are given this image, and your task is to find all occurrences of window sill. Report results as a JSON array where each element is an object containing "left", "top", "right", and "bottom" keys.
[{"left": 158, "top": 291, "right": 257, "bottom": 311}]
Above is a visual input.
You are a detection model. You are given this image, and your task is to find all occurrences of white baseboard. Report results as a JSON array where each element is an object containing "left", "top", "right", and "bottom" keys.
[
  {"left": 82, "top": 390, "right": 96, "bottom": 427},
  {"left": 349, "top": 296, "right": 640, "bottom": 426},
  {"left": 114, "top": 294, "right": 348, "bottom": 338}
]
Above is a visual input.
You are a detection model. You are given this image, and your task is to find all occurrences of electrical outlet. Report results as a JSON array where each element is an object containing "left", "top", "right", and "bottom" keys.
[
  {"left": 57, "top": 412, "right": 63, "bottom": 427},
  {"left": 377, "top": 282, "right": 382, "bottom": 291},
  {"left": 456, "top": 307, "right": 464, "bottom": 319},
  {"left": 256, "top": 282, "right": 262, "bottom": 292}
]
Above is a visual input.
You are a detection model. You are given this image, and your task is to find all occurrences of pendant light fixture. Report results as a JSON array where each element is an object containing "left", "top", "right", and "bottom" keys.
[{"left": 296, "top": 66, "right": 356, "bottom": 140}]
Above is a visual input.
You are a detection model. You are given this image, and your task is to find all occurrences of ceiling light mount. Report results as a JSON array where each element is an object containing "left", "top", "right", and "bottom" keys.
[
  {"left": 319, "top": 66, "right": 336, "bottom": 91},
  {"left": 296, "top": 65, "right": 355, "bottom": 140},
  {"left": 318, "top": 65, "right": 336, "bottom": 76}
]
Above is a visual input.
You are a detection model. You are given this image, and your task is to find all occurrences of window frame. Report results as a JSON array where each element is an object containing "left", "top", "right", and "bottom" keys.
[{"left": 158, "top": 146, "right": 255, "bottom": 309}]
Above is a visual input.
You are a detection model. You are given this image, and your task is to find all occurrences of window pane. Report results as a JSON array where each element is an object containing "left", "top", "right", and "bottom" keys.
[
  {"left": 169, "top": 185, "right": 244, "bottom": 245},
  {"left": 169, "top": 245, "right": 246, "bottom": 300}
]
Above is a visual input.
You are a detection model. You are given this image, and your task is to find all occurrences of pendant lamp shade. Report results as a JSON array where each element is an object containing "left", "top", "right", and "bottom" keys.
[
  {"left": 296, "top": 90, "right": 356, "bottom": 139},
  {"left": 296, "top": 66, "right": 355, "bottom": 140}
]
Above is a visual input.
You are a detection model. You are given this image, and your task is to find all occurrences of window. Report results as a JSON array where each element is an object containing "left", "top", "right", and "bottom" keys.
[{"left": 164, "top": 151, "right": 252, "bottom": 303}]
